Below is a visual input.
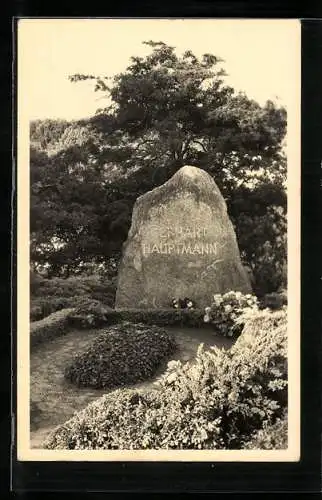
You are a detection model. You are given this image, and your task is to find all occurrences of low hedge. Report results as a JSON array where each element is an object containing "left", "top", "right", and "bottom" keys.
[
  {"left": 64, "top": 321, "right": 177, "bottom": 389},
  {"left": 45, "top": 308, "right": 287, "bottom": 450},
  {"left": 30, "top": 308, "right": 75, "bottom": 348},
  {"left": 68, "top": 308, "right": 207, "bottom": 330},
  {"left": 67, "top": 290, "right": 283, "bottom": 333}
]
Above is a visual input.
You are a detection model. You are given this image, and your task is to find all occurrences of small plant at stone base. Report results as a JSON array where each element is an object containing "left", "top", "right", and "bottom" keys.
[
  {"left": 205, "top": 291, "right": 259, "bottom": 338},
  {"left": 171, "top": 297, "right": 195, "bottom": 310}
]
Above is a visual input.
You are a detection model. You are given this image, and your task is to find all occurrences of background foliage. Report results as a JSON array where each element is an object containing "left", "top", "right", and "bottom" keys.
[
  {"left": 30, "top": 272, "right": 116, "bottom": 321},
  {"left": 30, "top": 41, "right": 287, "bottom": 296}
]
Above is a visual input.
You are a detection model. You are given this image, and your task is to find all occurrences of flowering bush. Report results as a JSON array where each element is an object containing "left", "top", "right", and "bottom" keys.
[
  {"left": 171, "top": 297, "right": 195, "bottom": 309},
  {"left": 204, "top": 291, "right": 259, "bottom": 337},
  {"left": 45, "top": 308, "right": 287, "bottom": 450},
  {"left": 234, "top": 306, "right": 287, "bottom": 348}
]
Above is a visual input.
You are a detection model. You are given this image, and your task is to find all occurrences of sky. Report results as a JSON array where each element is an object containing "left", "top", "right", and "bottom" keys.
[{"left": 18, "top": 19, "right": 300, "bottom": 121}]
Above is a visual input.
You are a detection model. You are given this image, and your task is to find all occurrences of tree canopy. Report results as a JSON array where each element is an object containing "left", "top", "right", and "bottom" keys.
[{"left": 71, "top": 41, "right": 286, "bottom": 190}]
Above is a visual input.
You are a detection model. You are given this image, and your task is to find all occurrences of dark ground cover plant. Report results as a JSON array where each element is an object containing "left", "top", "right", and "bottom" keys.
[
  {"left": 64, "top": 321, "right": 177, "bottom": 389},
  {"left": 45, "top": 307, "right": 287, "bottom": 450}
]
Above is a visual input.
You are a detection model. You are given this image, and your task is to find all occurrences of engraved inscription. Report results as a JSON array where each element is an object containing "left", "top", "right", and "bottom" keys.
[{"left": 143, "top": 226, "right": 220, "bottom": 255}]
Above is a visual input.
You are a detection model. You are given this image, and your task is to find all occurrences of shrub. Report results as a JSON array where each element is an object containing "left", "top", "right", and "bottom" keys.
[
  {"left": 234, "top": 306, "right": 287, "bottom": 347},
  {"left": 231, "top": 307, "right": 288, "bottom": 412},
  {"left": 30, "top": 400, "right": 42, "bottom": 431},
  {"left": 70, "top": 299, "right": 113, "bottom": 328},
  {"left": 204, "top": 291, "right": 259, "bottom": 338},
  {"left": 261, "top": 291, "right": 287, "bottom": 310},
  {"left": 45, "top": 308, "right": 287, "bottom": 450},
  {"left": 30, "top": 296, "right": 74, "bottom": 321},
  {"left": 30, "top": 304, "right": 43, "bottom": 322},
  {"left": 244, "top": 413, "right": 288, "bottom": 450},
  {"left": 30, "top": 308, "right": 75, "bottom": 347},
  {"left": 30, "top": 273, "right": 116, "bottom": 320},
  {"left": 64, "top": 322, "right": 177, "bottom": 389},
  {"left": 30, "top": 273, "right": 115, "bottom": 301},
  {"left": 68, "top": 308, "right": 207, "bottom": 330}
]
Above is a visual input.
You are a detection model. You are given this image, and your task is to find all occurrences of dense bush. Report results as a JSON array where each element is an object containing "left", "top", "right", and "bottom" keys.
[
  {"left": 64, "top": 322, "right": 177, "bottom": 389},
  {"left": 45, "top": 308, "right": 287, "bottom": 450},
  {"left": 68, "top": 308, "right": 207, "bottom": 329},
  {"left": 30, "top": 296, "right": 74, "bottom": 321},
  {"left": 30, "top": 272, "right": 116, "bottom": 320},
  {"left": 30, "top": 304, "right": 44, "bottom": 322},
  {"left": 30, "top": 308, "right": 75, "bottom": 347},
  {"left": 234, "top": 306, "right": 287, "bottom": 348},
  {"left": 204, "top": 291, "right": 259, "bottom": 338},
  {"left": 244, "top": 413, "right": 288, "bottom": 450}
]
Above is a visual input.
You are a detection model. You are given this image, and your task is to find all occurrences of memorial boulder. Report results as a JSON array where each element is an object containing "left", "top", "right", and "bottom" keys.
[{"left": 115, "top": 165, "right": 252, "bottom": 309}]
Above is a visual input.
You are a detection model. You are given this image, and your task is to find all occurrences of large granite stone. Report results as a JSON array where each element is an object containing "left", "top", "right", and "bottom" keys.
[{"left": 115, "top": 165, "right": 252, "bottom": 309}]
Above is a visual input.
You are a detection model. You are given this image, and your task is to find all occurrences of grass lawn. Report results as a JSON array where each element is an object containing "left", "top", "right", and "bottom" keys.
[{"left": 30, "top": 325, "right": 234, "bottom": 449}]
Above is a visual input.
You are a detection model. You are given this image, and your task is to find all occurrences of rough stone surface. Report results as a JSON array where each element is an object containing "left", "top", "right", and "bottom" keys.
[{"left": 115, "top": 165, "right": 252, "bottom": 309}]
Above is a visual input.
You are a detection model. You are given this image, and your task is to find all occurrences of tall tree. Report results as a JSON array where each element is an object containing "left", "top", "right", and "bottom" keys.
[{"left": 71, "top": 41, "right": 286, "bottom": 195}]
